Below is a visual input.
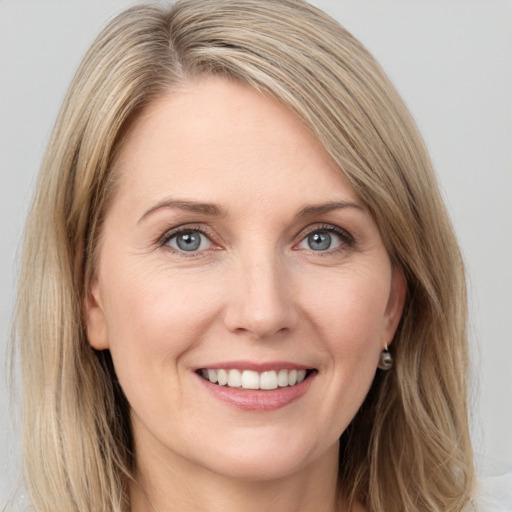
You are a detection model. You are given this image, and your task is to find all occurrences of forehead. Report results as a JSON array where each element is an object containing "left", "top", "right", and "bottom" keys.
[{"left": 112, "top": 76, "right": 361, "bottom": 212}]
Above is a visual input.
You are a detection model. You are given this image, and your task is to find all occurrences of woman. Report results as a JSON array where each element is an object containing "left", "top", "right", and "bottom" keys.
[{"left": 12, "top": 0, "right": 501, "bottom": 511}]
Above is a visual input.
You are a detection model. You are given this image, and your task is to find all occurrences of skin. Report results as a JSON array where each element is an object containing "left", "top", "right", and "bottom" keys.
[{"left": 86, "top": 76, "right": 405, "bottom": 512}]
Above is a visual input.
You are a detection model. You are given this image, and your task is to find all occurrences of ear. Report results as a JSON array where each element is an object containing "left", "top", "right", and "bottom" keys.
[
  {"left": 382, "top": 268, "right": 406, "bottom": 347},
  {"left": 85, "top": 279, "right": 110, "bottom": 350}
]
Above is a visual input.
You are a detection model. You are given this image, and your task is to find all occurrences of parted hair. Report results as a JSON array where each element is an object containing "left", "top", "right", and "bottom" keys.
[{"left": 14, "top": 1, "right": 474, "bottom": 510}]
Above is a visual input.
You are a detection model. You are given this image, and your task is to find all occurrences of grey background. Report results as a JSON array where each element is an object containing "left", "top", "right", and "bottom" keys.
[{"left": 1, "top": 0, "right": 511, "bottom": 506}]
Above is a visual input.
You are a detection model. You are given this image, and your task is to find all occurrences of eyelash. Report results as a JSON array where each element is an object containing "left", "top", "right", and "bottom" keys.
[
  {"left": 158, "top": 224, "right": 216, "bottom": 257},
  {"left": 157, "top": 223, "right": 355, "bottom": 256},
  {"left": 298, "top": 224, "right": 355, "bottom": 252}
]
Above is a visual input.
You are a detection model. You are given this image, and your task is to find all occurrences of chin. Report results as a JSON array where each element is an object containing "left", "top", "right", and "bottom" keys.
[
  {"left": 203, "top": 453, "right": 314, "bottom": 482},
  {"left": 188, "top": 428, "right": 337, "bottom": 483}
]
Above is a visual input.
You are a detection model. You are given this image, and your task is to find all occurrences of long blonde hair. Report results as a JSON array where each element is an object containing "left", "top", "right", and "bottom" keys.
[{"left": 14, "top": 1, "right": 474, "bottom": 510}]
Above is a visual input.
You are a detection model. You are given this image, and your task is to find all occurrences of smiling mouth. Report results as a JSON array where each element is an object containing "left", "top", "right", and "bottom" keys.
[{"left": 197, "top": 368, "right": 316, "bottom": 390}]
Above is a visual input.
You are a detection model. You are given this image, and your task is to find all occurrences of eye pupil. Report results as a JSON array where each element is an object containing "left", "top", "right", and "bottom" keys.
[
  {"left": 308, "top": 231, "right": 331, "bottom": 251},
  {"left": 176, "top": 232, "right": 201, "bottom": 251}
]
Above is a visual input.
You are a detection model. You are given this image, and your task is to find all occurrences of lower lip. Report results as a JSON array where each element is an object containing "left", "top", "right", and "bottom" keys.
[{"left": 196, "top": 372, "right": 316, "bottom": 411}]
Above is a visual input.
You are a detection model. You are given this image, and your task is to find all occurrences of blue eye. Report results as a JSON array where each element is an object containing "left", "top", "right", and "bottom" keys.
[
  {"left": 297, "top": 227, "right": 350, "bottom": 252},
  {"left": 307, "top": 231, "right": 334, "bottom": 251},
  {"left": 166, "top": 230, "right": 212, "bottom": 252}
]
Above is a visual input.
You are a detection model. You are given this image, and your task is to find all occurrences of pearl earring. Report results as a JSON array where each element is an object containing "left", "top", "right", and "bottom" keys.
[{"left": 378, "top": 345, "right": 393, "bottom": 370}]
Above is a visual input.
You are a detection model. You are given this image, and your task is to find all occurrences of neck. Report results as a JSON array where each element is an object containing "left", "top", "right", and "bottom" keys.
[{"left": 130, "top": 436, "right": 342, "bottom": 512}]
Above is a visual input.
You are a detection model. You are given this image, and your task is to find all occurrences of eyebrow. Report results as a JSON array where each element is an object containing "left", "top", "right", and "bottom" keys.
[
  {"left": 296, "top": 201, "right": 364, "bottom": 218},
  {"left": 138, "top": 199, "right": 227, "bottom": 224},
  {"left": 138, "top": 198, "right": 363, "bottom": 224}
]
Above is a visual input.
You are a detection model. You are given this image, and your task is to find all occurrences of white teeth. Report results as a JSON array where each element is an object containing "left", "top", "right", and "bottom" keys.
[
  {"left": 217, "top": 369, "right": 228, "bottom": 386},
  {"left": 260, "top": 371, "right": 278, "bottom": 390},
  {"left": 241, "top": 370, "right": 260, "bottom": 389},
  {"left": 227, "top": 369, "right": 241, "bottom": 387},
  {"left": 277, "top": 369, "right": 289, "bottom": 387},
  {"left": 201, "top": 368, "right": 311, "bottom": 390}
]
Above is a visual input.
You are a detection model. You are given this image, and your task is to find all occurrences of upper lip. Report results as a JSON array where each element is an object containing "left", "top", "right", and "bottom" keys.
[{"left": 194, "top": 360, "right": 314, "bottom": 372}]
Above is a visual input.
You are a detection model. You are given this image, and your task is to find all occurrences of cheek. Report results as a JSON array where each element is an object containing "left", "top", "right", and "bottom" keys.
[
  {"left": 305, "top": 269, "right": 390, "bottom": 419},
  {"left": 301, "top": 267, "right": 391, "bottom": 355},
  {"left": 100, "top": 262, "right": 222, "bottom": 370}
]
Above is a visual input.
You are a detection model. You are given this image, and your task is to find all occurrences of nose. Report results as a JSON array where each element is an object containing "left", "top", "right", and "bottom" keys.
[{"left": 223, "top": 251, "right": 299, "bottom": 340}]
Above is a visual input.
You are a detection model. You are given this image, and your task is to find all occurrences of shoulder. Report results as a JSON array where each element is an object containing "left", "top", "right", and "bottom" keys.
[{"left": 467, "top": 471, "right": 512, "bottom": 512}]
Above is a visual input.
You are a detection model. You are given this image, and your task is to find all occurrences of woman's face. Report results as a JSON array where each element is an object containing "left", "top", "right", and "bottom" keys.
[{"left": 86, "top": 77, "right": 405, "bottom": 482}]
